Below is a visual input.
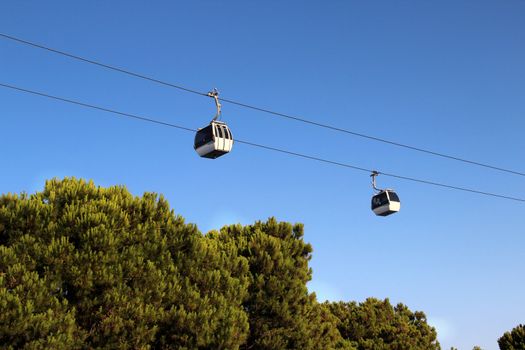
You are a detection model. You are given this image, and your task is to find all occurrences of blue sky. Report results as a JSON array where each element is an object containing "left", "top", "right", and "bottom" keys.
[{"left": 1, "top": 1, "right": 524, "bottom": 349}]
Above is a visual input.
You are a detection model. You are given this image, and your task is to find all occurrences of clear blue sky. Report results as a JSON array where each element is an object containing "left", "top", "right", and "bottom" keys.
[{"left": 1, "top": 1, "right": 524, "bottom": 349}]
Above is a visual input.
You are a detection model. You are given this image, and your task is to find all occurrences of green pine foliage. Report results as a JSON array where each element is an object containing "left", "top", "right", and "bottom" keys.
[
  {"left": 327, "top": 298, "right": 441, "bottom": 350},
  {"left": 1, "top": 178, "right": 444, "bottom": 349},
  {"left": 0, "top": 178, "right": 249, "bottom": 349},
  {"left": 210, "top": 220, "right": 350, "bottom": 350},
  {"left": 498, "top": 324, "right": 525, "bottom": 350}
]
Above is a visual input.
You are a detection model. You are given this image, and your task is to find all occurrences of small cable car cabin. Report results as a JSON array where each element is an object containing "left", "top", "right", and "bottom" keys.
[
  {"left": 194, "top": 120, "right": 233, "bottom": 159},
  {"left": 371, "top": 190, "right": 400, "bottom": 216},
  {"left": 370, "top": 171, "right": 400, "bottom": 216},
  {"left": 194, "top": 89, "right": 234, "bottom": 159}
]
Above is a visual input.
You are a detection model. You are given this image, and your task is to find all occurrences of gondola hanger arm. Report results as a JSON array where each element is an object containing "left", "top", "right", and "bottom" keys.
[
  {"left": 207, "top": 88, "right": 221, "bottom": 121},
  {"left": 371, "top": 170, "right": 381, "bottom": 193}
]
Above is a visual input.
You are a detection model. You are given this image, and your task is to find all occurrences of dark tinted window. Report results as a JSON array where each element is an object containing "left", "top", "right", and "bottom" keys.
[
  {"left": 221, "top": 126, "right": 230, "bottom": 139},
  {"left": 194, "top": 125, "right": 214, "bottom": 148},
  {"left": 217, "top": 125, "right": 224, "bottom": 138},
  {"left": 371, "top": 192, "right": 389, "bottom": 209},
  {"left": 387, "top": 191, "right": 400, "bottom": 202}
]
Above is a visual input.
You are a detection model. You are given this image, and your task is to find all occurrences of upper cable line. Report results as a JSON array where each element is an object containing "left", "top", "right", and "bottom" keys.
[
  {"left": 1, "top": 32, "right": 524, "bottom": 177},
  {"left": 1, "top": 81, "right": 524, "bottom": 203}
]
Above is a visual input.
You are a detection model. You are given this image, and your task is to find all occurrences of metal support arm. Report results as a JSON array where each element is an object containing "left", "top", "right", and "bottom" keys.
[
  {"left": 370, "top": 170, "right": 381, "bottom": 193},
  {"left": 207, "top": 88, "right": 222, "bottom": 121}
]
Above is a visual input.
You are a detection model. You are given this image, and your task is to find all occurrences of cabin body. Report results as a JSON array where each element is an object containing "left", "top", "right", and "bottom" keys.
[
  {"left": 371, "top": 190, "right": 400, "bottom": 216},
  {"left": 194, "top": 121, "right": 233, "bottom": 159}
]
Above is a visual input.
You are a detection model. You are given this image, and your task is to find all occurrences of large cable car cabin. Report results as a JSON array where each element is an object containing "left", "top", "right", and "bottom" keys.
[
  {"left": 370, "top": 171, "right": 400, "bottom": 216},
  {"left": 194, "top": 120, "right": 233, "bottom": 159},
  {"left": 194, "top": 88, "right": 234, "bottom": 159}
]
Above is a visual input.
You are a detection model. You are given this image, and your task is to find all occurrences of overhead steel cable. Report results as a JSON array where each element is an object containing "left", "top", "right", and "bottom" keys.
[
  {"left": 0, "top": 33, "right": 207, "bottom": 98},
  {"left": 1, "top": 32, "right": 524, "bottom": 177},
  {"left": 0, "top": 83, "right": 195, "bottom": 133},
  {"left": 1, "top": 82, "right": 524, "bottom": 203},
  {"left": 219, "top": 98, "right": 525, "bottom": 178}
]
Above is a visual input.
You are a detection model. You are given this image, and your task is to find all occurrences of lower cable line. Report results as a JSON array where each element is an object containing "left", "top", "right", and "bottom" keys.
[
  {"left": 1, "top": 82, "right": 523, "bottom": 203},
  {"left": 0, "top": 83, "right": 195, "bottom": 133}
]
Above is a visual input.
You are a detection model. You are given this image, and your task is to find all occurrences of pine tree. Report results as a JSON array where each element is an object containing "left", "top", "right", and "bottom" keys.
[
  {"left": 0, "top": 178, "right": 249, "bottom": 349},
  {"left": 327, "top": 298, "right": 441, "bottom": 350},
  {"left": 0, "top": 178, "right": 446, "bottom": 349},
  {"left": 498, "top": 324, "right": 525, "bottom": 350},
  {"left": 210, "top": 218, "right": 350, "bottom": 350}
]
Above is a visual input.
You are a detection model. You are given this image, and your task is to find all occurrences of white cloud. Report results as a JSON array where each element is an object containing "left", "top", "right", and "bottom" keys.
[
  {"left": 428, "top": 317, "right": 455, "bottom": 342},
  {"left": 202, "top": 209, "right": 249, "bottom": 233},
  {"left": 308, "top": 280, "right": 344, "bottom": 302}
]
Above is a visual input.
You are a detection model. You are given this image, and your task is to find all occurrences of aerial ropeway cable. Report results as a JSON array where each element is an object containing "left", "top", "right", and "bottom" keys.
[
  {"left": 1, "top": 82, "right": 524, "bottom": 212},
  {"left": 1, "top": 32, "right": 524, "bottom": 177}
]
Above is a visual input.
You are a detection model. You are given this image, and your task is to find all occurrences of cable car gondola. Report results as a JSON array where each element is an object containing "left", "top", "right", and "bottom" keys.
[
  {"left": 194, "top": 89, "right": 234, "bottom": 159},
  {"left": 370, "top": 171, "right": 400, "bottom": 216}
]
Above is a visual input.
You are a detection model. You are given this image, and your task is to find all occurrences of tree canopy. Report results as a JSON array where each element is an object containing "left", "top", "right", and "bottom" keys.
[
  {"left": 1, "top": 178, "right": 441, "bottom": 349},
  {"left": 327, "top": 298, "right": 440, "bottom": 350},
  {"left": 498, "top": 324, "right": 525, "bottom": 350}
]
